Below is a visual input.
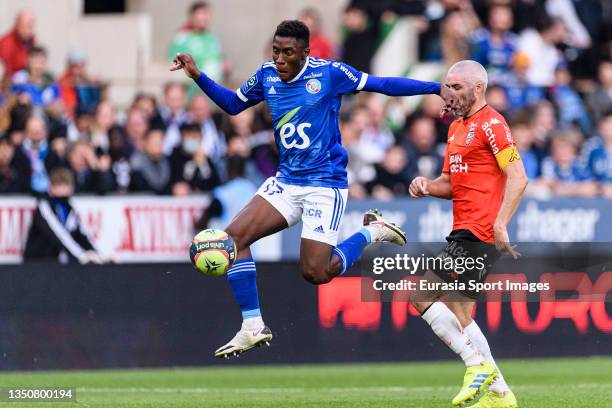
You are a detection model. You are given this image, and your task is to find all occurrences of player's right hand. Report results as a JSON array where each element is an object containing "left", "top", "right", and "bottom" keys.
[
  {"left": 170, "top": 53, "right": 200, "bottom": 79},
  {"left": 409, "top": 177, "right": 430, "bottom": 198}
]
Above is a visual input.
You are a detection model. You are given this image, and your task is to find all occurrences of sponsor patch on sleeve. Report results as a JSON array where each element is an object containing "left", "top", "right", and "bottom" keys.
[{"left": 241, "top": 74, "right": 258, "bottom": 95}]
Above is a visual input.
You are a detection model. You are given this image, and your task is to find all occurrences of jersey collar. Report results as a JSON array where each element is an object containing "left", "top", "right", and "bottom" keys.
[
  {"left": 462, "top": 104, "right": 488, "bottom": 121},
  {"left": 287, "top": 56, "right": 310, "bottom": 84}
]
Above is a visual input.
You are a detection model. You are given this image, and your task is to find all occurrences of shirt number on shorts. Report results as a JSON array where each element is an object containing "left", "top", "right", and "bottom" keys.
[{"left": 263, "top": 179, "right": 284, "bottom": 196}]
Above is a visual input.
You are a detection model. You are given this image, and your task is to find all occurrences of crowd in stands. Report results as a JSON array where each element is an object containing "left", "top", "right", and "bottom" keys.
[{"left": 0, "top": 0, "right": 611, "bottom": 201}]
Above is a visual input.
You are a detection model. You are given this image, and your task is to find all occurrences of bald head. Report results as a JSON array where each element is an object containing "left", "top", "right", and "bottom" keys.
[
  {"left": 447, "top": 60, "right": 488, "bottom": 91},
  {"left": 15, "top": 10, "right": 35, "bottom": 41}
]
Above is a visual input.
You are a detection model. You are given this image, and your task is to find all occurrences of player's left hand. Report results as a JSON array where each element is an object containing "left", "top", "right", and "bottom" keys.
[
  {"left": 493, "top": 223, "right": 520, "bottom": 259},
  {"left": 170, "top": 53, "right": 200, "bottom": 79}
]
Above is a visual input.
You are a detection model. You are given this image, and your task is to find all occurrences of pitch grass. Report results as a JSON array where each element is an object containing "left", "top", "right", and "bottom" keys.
[{"left": 0, "top": 357, "right": 610, "bottom": 407}]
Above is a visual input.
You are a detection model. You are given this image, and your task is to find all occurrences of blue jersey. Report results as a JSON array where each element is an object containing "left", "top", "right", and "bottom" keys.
[{"left": 235, "top": 57, "right": 368, "bottom": 188}]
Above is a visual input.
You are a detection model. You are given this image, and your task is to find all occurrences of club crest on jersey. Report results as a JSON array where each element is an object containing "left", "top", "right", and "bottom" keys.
[
  {"left": 306, "top": 78, "right": 322, "bottom": 94},
  {"left": 466, "top": 122, "right": 477, "bottom": 145}
]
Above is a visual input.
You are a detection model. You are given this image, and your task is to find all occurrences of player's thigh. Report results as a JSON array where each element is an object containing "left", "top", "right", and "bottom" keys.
[
  {"left": 299, "top": 187, "right": 347, "bottom": 277},
  {"left": 226, "top": 177, "right": 298, "bottom": 251}
]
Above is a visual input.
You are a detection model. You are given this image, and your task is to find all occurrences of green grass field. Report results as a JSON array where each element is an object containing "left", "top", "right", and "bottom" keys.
[{"left": 0, "top": 357, "right": 610, "bottom": 407}]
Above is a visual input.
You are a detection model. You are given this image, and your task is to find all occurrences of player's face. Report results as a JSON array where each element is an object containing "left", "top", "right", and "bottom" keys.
[
  {"left": 272, "top": 36, "right": 309, "bottom": 82},
  {"left": 443, "top": 75, "right": 478, "bottom": 117}
]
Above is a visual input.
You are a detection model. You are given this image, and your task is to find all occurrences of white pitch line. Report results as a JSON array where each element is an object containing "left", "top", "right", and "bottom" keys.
[{"left": 77, "top": 383, "right": 611, "bottom": 394}]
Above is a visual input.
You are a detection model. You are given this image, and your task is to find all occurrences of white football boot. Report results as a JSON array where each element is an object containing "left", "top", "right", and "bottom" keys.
[
  {"left": 214, "top": 325, "right": 273, "bottom": 359},
  {"left": 363, "top": 209, "right": 407, "bottom": 245}
]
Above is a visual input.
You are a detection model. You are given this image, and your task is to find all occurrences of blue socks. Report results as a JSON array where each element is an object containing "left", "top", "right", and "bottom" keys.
[
  {"left": 227, "top": 258, "right": 261, "bottom": 319},
  {"left": 333, "top": 228, "right": 372, "bottom": 274}
]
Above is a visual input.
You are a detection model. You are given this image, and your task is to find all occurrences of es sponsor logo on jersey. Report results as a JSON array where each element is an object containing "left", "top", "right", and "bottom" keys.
[
  {"left": 276, "top": 107, "right": 312, "bottom": 149},
  {"left": 449, "top": 153, "right": 468, "bottom": 173},
  {"left": 306, "top": 78, "right": 322, "bottom": 94}
]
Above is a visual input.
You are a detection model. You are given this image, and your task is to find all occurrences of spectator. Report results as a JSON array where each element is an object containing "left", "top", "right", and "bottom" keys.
[
  {"left": 485, "top": 84, "right": 510, "bottom": 117},
  {"left": 402, "top": 115, "right": 443, "bottom": 180},
  {"left": 545, "top": 0, "right": 591, "bottom": 49},
  {"left": 343, "top": 104, "right": 375, "bottom": 190},
  {"left": 517, "top": 15, "right": 566, "bottom": 87},
  {"left": 366, "top": 145, "right": 410, "bottom": 200},
  {"left": 132, "top": 93, "right": 164, "bottom": 129},
  {"left": 357, "top": 97, "right": 394, "bottom": 165},
  {"left": 341, "top": 3, "right": 380, "bottom": 73},
  {"left": 21, "top": 115, "right": 61, "bottom": 194},
  {"left": 107, "top": 125, "right": 132, "bottom": 193},
  {"left": 583, "top": 112, "right": 612, "bottom": 197},
  {"left": 68, "top": 106, "right": 95, "bottom": 142},
  {"left": 0, "top": 135, "right": 30, "bottom": 193},
  {"left": 12, "top": 46, "right": 60, "bottom": 107},
  {"left": 90, "top": 101, "right": 116, "bottom": 153},
  {"left": 169, "top": 122, "right": 221, "bottom": 196},
  {"left": 129, "top": 128, "right": 171, "bottom": 194},
  {"left": 0, "top": 58, "right": 10, "bottom": 133},
  {"left": 503, "top": 52, "right": 546, "bottom": 112},
  {"left": 195, "top": 155, "right": 256, "bottom": 231},
  {"left": 587, "top": 60, "right": 612, "bottom": 123},
  {"left": 67, "top": 141, "right": 113, "bottom": 195},
  {"left": 299, "top": 7, "right": 336, "bottom": 59},
  {"left": 58, "top": 49, "right": 102, "bottom": 120},
  {"left": 23, "top": 167, "right": 105, "bottom": 264},
  {"left": 538, "top": 133, "right": 597, "bottom": 197},
  {"left": 0, "top": 10, "right": 35, "bottom": 76},
  {"left": 550, "top": 64, "right": 592, "bottom": 134},
  {"left": 160, "top": 81, "right": 188, "bottom": 154},
  {"left": 188, "top": 94, "right": 225, "bottom": 161},
  {"left": 469, "top": 5, "right": 517, "bottom": 84},
  {"left": 168, "top": 1, "right": 223, "bottom": 87},
  {"left": 441, "top": 4, "right": 481, "bottom": 65},
  {"left": 510, "top": 115, "right": 540, "bottom": 180},
  {"left": 125, "top": 108, "right": 149, "bottom": 152}
]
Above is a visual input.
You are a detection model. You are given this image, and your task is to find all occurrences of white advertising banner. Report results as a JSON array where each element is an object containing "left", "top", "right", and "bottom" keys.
[{"left": 0, "top": 195, "right": 282, "bottom": 264}]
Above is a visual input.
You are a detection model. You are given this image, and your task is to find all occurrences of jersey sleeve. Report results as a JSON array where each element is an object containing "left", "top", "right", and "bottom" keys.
[
  {"left": 481, "top": 114, "right": 520, "bottom": 170},
  {"left": 329, "top": 61, "right": 368, "bottom": 95},
  {"left": 236, "top": 68, "right": 265, "bottom": 104}
]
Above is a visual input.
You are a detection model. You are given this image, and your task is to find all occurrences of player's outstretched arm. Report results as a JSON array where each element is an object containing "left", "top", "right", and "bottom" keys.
[
  {"left": 170, "top": 53, "right": 251, "bottom": 115},
  {"left": 362, "top": 75, "right": 441, "bottom": 97}
]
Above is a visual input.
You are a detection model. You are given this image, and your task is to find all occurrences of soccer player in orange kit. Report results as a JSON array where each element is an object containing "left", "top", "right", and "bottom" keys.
[{"left": 409, "top": 60, "right": 527, "bottom": 408}]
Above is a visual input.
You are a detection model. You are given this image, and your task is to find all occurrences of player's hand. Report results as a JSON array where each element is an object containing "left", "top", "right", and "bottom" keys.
[
  {"left": 439, "top": 84, "right": 455, "bottom": 118},
  {"left": 493, "top": 223, "right": 520, "bottom": 259},
  {"left": 409, "top": 177, "right": 430, "bottom": 198},
  {"left": 170, "top": 53, "right": 200, "bottom": 79}
]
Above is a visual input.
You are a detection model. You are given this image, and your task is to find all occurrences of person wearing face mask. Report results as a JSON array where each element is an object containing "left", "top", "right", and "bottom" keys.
[
  {"left": 23, "top": 167, "right": 105, "bottom": 264},
  {"left": 169, "top": 122, "right": 220, "bottom": 196}
]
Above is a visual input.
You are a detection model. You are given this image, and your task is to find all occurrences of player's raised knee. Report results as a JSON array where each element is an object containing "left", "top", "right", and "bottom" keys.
[{"left": 301, "top": 264, "right": 332, "bottom": 285}]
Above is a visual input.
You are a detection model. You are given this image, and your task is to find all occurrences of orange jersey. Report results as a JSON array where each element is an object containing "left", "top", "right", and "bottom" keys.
[{"left": 442, "top": 105, "right": 520, "bottom": 242}]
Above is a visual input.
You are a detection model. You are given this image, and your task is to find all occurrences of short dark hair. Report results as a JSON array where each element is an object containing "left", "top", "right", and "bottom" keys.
[
  {"left": 29, "top": 46, "right": 47, "bottom": 57},
  {"left": 179, "top": 122, "right": 201, "bottom": 135},
  {"left": 274, "top": 20, "right": 310, "bottom": 48},
  {"left": 49, "top": 167, "right": 74, "bottom": 187},
  {"left": 189, "top": 1, "right": 208, "bottom": 14}
]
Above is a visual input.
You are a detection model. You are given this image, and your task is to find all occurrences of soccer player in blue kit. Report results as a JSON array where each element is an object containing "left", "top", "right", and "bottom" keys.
[{"left": 171, "top": 20, "right": 441, "bottom": 358}]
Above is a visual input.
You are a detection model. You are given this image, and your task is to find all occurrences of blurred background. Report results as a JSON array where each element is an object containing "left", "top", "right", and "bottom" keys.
[
  {"left": 0, "top": 0, "right": 610, "bottom": 373},
  {"left": 0, "top": 0, "right": 611, "bottom": 263}
]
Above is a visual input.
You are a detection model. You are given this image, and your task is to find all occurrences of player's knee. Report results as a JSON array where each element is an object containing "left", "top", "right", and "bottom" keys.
[
  {"left": 225, "top": 226, "right": 251, "bottom": 252},
  {"left": 301, "top": 265, "right": 332, "bottom": 285}
]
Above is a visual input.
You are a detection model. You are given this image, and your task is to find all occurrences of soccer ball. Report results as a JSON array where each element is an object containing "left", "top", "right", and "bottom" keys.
[{"left": 189, "top": 229, "right": 237, "bottom": 276}]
